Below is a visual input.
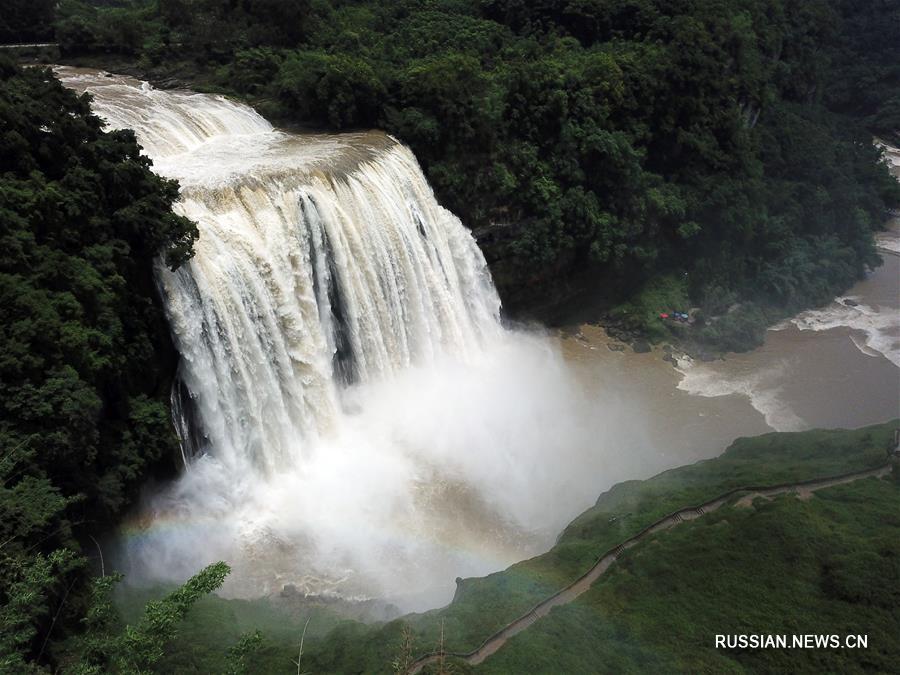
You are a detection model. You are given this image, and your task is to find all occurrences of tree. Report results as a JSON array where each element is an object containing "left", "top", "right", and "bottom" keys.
[
  {"left": 68, "top": 562, "right": 231, "bottom": 674},
  {"left": 391, "top": 624, "right": 415, "bottom": 675},
  {"left": 0, "top": 56, "right": 198, "bottom": 669}
]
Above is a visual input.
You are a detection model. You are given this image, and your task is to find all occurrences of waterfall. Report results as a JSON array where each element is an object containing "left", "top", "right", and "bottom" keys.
[
  {"left": 162, "top": 145, "right": 502, "bottom": 474},
  {"left": 57, "top": 68, "right": 638, "bottom": 609},
  {"left": 59, "top": 68, "right": 501, "bottom": 474}
]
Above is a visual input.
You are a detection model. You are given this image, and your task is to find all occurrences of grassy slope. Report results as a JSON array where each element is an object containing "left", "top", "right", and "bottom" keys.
[
  {"left": 121, "top": 422, "right": 898, "bottom": 673},
  {"left": 404, "top": 422, "right": 897, "bottom": 657},
  {"left": 478, "top": 475, "right": 900, "bottom": 674}
]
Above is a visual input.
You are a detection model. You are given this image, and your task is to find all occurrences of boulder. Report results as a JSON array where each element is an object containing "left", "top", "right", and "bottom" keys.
[{"left": 632, "top": 339, "right": 651, "bottom": 353}]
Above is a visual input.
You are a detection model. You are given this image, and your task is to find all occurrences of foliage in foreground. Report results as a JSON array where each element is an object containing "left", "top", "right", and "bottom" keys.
[
  {"left": 51, "top": 0, "right": 900, "bottom": 344},
  {"left": 67, "top": 562, "right": 232, "bottom": 674}
]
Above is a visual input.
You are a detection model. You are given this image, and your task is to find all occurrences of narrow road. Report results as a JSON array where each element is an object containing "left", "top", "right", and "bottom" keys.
[{"left": 408, "top": 462, "right": 893, "bottom": 673}]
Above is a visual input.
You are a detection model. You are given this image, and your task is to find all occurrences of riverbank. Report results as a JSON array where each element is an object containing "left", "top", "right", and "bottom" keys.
[
  {"left": 554, "top": 218, "right": 899, "bottom": 469},
  {"left": 554, "top": 217, "right": 900, "bottom": 359},
  {"left": 568, "top": 141, "right": 900, "bottom": 356}
]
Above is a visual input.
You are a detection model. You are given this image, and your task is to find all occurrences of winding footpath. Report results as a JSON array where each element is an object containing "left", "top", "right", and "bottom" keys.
[{"left": 408, "top": 462, "right": 894, "bottom": 673}]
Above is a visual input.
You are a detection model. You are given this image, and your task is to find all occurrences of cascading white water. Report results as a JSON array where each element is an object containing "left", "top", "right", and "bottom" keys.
[
  {"left": 163, "top": 144, "right": 503, "bottom": 473},
  {"left": 60, "top": 68, "right": 501, "bottom": 474},
  {"left": 58, "top": 68, "right": 650, "bottom": 609}
]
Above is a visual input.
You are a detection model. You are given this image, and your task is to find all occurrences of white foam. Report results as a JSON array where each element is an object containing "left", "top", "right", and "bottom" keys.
[
  {"left": 124, "top": 333, "right": 654, "bottom": 609},
  {"left": 789, "top": 298, "right": 900, "bottom": 367},
  {"left": 875, "top": 138, "right": 900, "bottom": 171},
  {"left": 875, "top": 229, "right": 900, "bottom": 255},
  {"left": 674, "top": 356, "right": 805, "bottom": 432}
]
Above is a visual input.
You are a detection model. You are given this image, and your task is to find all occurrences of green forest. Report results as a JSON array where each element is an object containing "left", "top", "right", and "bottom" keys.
[{"left": 41, "top": 0, "right": 900, "bottom": 347}]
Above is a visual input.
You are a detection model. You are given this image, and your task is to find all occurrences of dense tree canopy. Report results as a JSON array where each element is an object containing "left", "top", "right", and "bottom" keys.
[
  {"left": 0, "top": 0, "right": 56, "bottom": 44},
  {"left": 0, "top": 57, "right": 198, "bottom": 669}
]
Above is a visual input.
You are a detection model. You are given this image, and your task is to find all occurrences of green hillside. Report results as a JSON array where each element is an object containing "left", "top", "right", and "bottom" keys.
[{"left": 477, "top": 460, "right": 899, "bottom": 673}]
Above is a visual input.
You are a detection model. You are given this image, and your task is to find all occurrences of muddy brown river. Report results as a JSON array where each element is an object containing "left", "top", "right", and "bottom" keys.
[{"left": 561, "top": 217, "right": 899, "bottom": 471}]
